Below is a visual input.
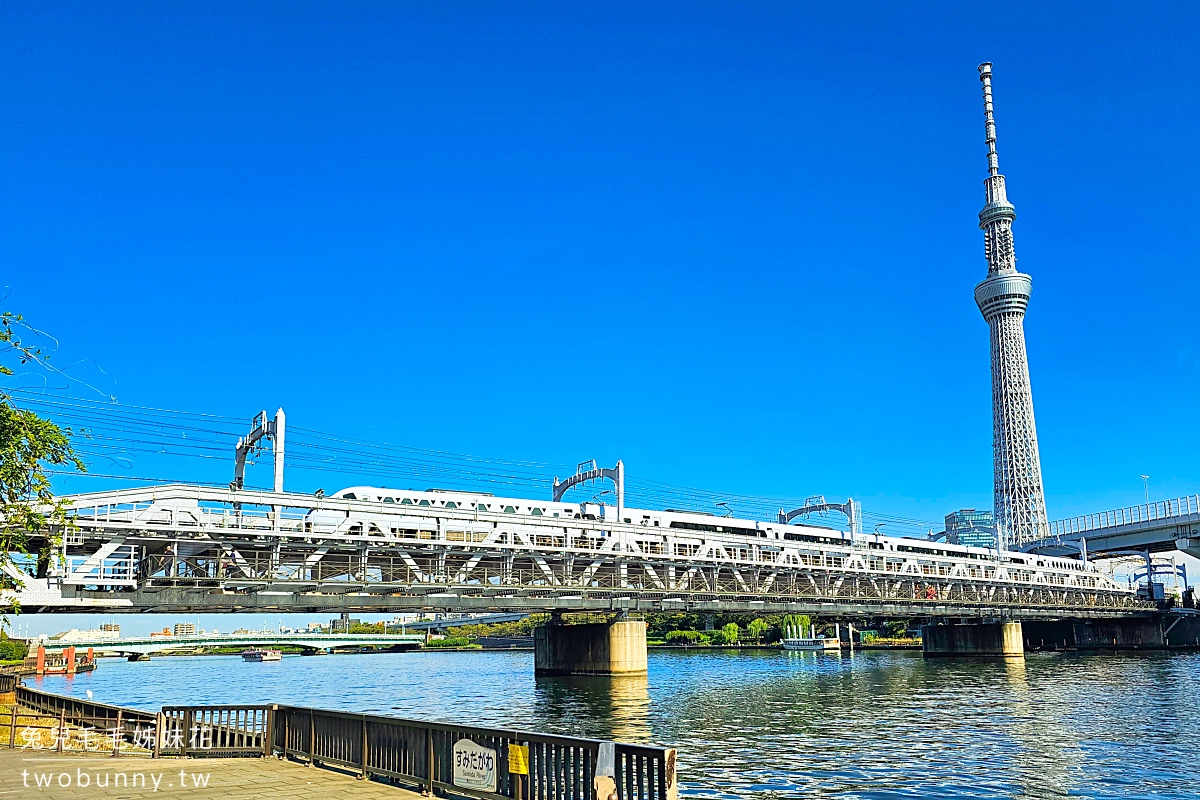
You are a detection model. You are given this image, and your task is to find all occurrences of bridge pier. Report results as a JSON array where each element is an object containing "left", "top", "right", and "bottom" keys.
[
  {"left": 126, "top": 652, "right": 150, "bottom": 662},
  {"left": 1023, "top": 615, "right": 1200, "bottom": 650},
  {"left": 921, "top": 621, "right": 1024, "bottom": 658},
  {"left": 534, "top": 619, "right": 648, "bottom": 676}
]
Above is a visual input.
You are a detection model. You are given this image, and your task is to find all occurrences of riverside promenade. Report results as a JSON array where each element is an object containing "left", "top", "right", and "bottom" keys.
[
  {"left": 0, "top": 749, "right": 425, "bottom": 800},
  {"left": 0, "top": 677, "right": 676, "bottom": 800}
]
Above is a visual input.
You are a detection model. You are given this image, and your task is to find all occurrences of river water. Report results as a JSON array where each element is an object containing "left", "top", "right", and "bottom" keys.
[{"left": 30, "top": 648, "right": 1200, "bottom": 799}]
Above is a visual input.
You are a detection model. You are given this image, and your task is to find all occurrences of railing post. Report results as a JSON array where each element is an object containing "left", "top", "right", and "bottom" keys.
[
  {"left": 426, "top": 728, "right": 435, "bottom": 795},
  {"left": 264, "top": 706, "right": 276, "bottom": 758},
  {"left": 181, "top": 709, "right": 193, "bottom": 757},
  {"left": 113, "top": 709, "right": 122, "bottom": 757},
  {"left": 360, "top": 716, "right": 368, "bottom": 780},
  {"left": 8, "top": 704, "right": 16, "bottom": 749},
  {"left": 56, "top": 710, "right": 65, "bottom": 753},
  {"left": 307, "top": 709, "right": 314, "bottom": 766},
  {"left": 153, "top": 712, "right": 162, "bottom": 759}
]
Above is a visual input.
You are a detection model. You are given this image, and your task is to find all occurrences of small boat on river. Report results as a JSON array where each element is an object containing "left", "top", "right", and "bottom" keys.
[
  {"left": 241, "top": 648, "right": 283, "bottom": 662},
  {"left": 781, "top": 636, "right": 841, "bottom": 652},
  {"left": 781, "top": 621, "right": 841, "bottom": 652}
]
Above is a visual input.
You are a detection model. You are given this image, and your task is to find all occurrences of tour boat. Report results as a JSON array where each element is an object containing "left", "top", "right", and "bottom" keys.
[
  {"left": 241, "top": 648, "right": 283, "bottom": 662},
  {"left": 781, "top": 623, "right": 841, "bottom": 652},
  {"left": 781, "top": 636, "right": 841, "bottom": 652}
]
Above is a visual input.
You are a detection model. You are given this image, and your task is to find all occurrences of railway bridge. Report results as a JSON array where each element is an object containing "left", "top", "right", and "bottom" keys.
[{"left": 3, "top": 483, "right": 1170, "bottom": 671}]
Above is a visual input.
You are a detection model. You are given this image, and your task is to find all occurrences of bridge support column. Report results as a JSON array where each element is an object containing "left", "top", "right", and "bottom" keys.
[
  {"left": 534, "top": 620, "right": 647, "bottom": 676},
  {"left": 921, "top": 621, "right": 1024, "bottom": 658}
]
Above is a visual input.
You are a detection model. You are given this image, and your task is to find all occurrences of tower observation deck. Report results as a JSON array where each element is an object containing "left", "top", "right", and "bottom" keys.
[{"left": 974, "top": 63, "right": 1050, "bottom": 549}]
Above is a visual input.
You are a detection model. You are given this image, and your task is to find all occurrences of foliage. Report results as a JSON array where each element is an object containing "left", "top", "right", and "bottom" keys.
[
  {"left": 0, "top": 312, "right": 85, "bottom": 616},
  {"left": 424, "top": 636, "right": 472, "bottom": 648},
  {"left": 664, "top": 630, "right": 705, "bottom": 646},
  {"left": 0, "top": 635, "right": 27, "bottom": 661},
  {"left": 747, "top": 618, "right": 768, "bottom": 641},
  {"left": 709, "top": 623, "right": 740, "bottom": 646},
  {"left": 780, "top": 614, "right": 813, "bottom": 638},
  {"left": 348, "top": 622, "right": 384, "bottom": 634},
  {"left": 448, "top": 613, "right": 550, "bottom": 639}
]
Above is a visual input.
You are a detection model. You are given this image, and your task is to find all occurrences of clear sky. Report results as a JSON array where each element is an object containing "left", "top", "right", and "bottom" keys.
[{"left": 2, "top": 2, "right": 1197, "bottom": 635}]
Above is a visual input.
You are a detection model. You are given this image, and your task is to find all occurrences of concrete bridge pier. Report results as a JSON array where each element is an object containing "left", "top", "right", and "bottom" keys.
[
  {"left": 534, "top": 617, "right": 648, "bottom": 676},
  {"left": 126, "top": 652, "right": 150, "bottom": 662},
  {"left": 921, "top": 621, "right": 1024, "bottom": 658}
]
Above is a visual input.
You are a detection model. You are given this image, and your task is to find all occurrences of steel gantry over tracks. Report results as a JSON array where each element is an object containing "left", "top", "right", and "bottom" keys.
[{"left": 6, "top": 483, "right": 1148, "bottom": 619}]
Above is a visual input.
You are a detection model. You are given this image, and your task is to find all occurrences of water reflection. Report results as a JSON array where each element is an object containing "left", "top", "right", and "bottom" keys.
[
  {"left": 31, "top": 649, "right": 1200, "bottom": 798},
  {"left": 535, "top": 674, "right": 652, "bottom": 742}
]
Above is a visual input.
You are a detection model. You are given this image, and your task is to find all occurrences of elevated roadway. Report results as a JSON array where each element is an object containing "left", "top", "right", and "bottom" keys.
[{"left": 1024, "top": 495, "right": 1200, "bottom": 560}]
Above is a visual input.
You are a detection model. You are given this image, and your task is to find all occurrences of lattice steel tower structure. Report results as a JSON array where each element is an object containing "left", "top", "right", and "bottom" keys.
[{"left": 973, "top": 62, "right": 1049, "bottom": 550}]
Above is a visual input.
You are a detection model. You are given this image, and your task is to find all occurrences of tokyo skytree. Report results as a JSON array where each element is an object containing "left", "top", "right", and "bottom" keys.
[{"left": 973, "top": 62, "right": 1049, "bottom": 549}]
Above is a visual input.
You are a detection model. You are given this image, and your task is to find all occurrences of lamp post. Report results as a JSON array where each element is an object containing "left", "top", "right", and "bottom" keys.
[{"left": 1140, "top": 475, "right": 1150, "bottom": 506}]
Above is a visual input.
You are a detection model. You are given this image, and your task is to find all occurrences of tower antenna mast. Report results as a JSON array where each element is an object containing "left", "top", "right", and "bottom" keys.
[{"left": 973, "top": 63, "right": 1050, "bottom": 549}]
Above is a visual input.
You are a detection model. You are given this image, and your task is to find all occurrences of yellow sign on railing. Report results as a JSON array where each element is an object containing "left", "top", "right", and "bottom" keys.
[{"left": 508, "top": 743, "right": 529, "bottom": 775}]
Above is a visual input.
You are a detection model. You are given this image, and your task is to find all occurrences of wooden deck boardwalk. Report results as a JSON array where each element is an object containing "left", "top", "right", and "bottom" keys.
[{"left": 0, "top": 749, "right": 424, "bottom": 800}]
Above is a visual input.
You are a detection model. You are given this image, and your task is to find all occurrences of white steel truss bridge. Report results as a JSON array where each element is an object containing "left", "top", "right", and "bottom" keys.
[{"left": 7, "top": 484, "right": 1149, "bottom": 620}]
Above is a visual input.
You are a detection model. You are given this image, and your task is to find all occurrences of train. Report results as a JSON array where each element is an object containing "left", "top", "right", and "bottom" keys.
[{"left": 301, "top": 485, "right": 1125, "bottom": 592}]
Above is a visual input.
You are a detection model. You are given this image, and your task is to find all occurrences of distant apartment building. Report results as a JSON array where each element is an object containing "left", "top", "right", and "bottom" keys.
[
  {"left": 100, "top": 623, "right": 120, "bottom": 634},
  {"left": 944, "top": 509, "right": 998, "bottom": 549},
  {"left": 47, "top": 627, "right": 121, "bottom": 643},
  {"left": 173, "top": 622, "right": 197, "bottom": 637}
]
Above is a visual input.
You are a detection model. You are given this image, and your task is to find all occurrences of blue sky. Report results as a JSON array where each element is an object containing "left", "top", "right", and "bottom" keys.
[{"left": 2, "top": 3, "right": 1198, "bottom": 634}]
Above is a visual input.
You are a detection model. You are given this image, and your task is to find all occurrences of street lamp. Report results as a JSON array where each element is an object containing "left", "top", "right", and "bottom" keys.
[{"left": 1140, "top": 475, "right": 1150, "bottom": 505}]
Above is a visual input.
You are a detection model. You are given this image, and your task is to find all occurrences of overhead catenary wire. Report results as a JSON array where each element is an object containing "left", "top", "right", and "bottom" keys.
[{"left": 11, "top": 389, "right": 944, "bottom": 535}]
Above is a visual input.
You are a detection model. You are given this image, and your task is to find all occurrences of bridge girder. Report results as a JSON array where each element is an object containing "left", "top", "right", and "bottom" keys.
[{"left": 6, "top": 484, "right": 1149, "bottom": 619}]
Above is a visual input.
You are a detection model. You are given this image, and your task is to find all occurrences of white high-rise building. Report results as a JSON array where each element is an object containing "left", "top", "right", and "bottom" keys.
[{"left": 972, "top": 63, "right": 1050, "bottom": 549}]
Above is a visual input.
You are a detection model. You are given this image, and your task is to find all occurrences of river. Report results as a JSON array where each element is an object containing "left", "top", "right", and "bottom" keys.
[{"left": 29, "top": 648, "right": 1200, "bottom": 799}]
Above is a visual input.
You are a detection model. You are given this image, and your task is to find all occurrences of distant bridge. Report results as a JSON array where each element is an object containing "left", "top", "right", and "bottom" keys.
[
  {"left": 42, "top": 631, "right": 424, "bottom": 657},
  {"left": 403, "top": 613, "right": 529, "bottom": 631},
  {"left": 1025, "top": 496, "right": 1200, "bottom": 560}
]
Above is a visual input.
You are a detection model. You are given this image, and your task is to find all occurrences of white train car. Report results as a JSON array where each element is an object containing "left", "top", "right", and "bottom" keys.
[{"left": 300, "top": 485, "right": 1124, "bottom": 593}]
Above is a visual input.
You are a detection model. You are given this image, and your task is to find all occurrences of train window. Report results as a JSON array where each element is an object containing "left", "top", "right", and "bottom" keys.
[
  {"left": 503, "top": 506, "right": 516, "bottom": 513},
  {"left": 530, "top": 508, "right": 543, "bottom": 516},
  {"left": 383, "top": 497, "right": 395, "bottom": 504},
  {"left": 445, "top": 501, "right": 458, "bottom": 509},
  {"left": 400, "top": 498, "right": 412, "bottom": 505},
  {"left": 418, "top": 500, "right": 430, "bottom": 507},
  {"left": 476, "top": 503, "right": 489, "bottom": 511},
  {"left": 343, "top": 493, "right": 356, "bottom": 500}
]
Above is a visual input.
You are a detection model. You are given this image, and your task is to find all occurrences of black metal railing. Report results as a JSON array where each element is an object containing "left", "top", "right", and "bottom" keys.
[
  {"left": 6, "top": 687, "right": 157, "bottom": 756},
  {"left": 8, "top": 686, "right": 677, "bottom": 800},
  {"left": 273, "top": 705, "right": 676, "bottom": 800},
  {"left": 0, "top": 673, "right": 18, "bottom": 694},
  {"left": 160, "top": 705, "right": 272, "bottom": 756},
  {"left": 15, "top": 685, "right": 157, "bottom": 731}
]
